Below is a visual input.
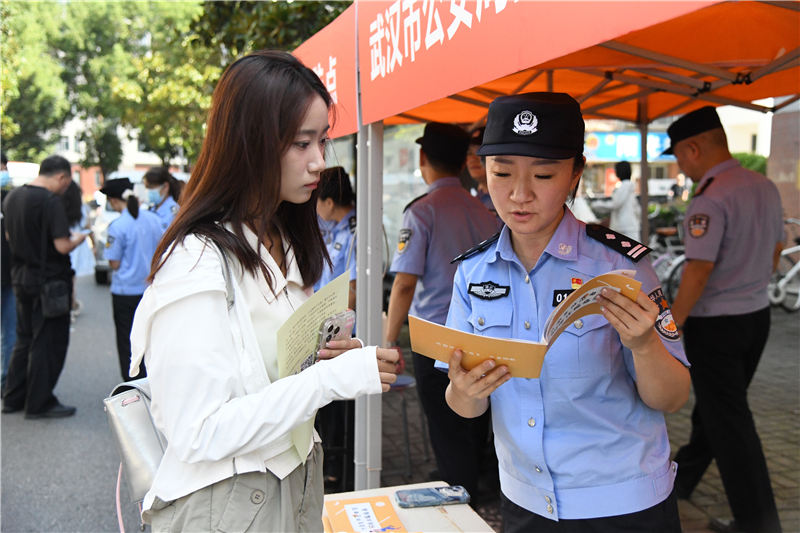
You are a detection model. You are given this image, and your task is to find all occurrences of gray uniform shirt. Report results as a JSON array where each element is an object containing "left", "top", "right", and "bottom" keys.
[
  {"left": 390, "top": 177, "right": 500, "bottom": 325},
  {"left": 683, "top": 158, "right": 784, "bottom": 316}
]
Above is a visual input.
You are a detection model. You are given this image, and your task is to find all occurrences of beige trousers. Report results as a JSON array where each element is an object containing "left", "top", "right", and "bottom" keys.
[{"left": 149, "top": 443, "right": 324, "bottom": 532}]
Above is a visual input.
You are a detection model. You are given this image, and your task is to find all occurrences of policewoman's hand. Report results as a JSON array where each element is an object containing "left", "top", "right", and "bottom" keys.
[
  {"left": 446, "top": 349, "right": 510, "bottom": 418},
  {"left": 376, "top": 347, "right": 400, "bottom": 392},
  {"left": 597, "top": 288, "right": 660, "bottom": 352},
  {"left": 317, "top": 338, "right": 363, "bottom": 360}
]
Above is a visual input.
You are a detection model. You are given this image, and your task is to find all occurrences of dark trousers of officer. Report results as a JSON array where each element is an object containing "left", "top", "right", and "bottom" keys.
[
  {"left": 2, "top": 283, "right": 71, "bottom": 414},
  {"left": 112, "top": 293, "right": 144, "bottom": 382},
  {"left": 501, "top": 491, "right": 681, "bottom": 533},
  {"left": 674, "top": 307, "right": 781, "bottom": 533},
  {"left": 413, "top": 352, "right": 498, "bottom": 506}
]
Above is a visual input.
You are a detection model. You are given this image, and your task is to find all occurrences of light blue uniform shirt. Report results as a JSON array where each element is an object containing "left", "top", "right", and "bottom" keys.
[
  {"left": 150, "top": 195, "right": 178, "bottom": 232},
  {"left": 314, "top": 208, "right": 357, "bottom": 292},
  {"left": 390, "top": 177, "right": 500, "bottom": 325},
  {"left": 105, "top": 209, "right": 163, "bottom": 295},
  {"left": 445, "top": 209, "right": 688, "bottom": 521},
  {"left": 683, "top": 158, "right": 784, "bottom": 317}
]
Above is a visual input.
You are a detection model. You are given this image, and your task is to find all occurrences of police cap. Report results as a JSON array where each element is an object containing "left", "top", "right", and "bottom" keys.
[
  {"left": 100, "top": 178, "right": 133, "bottom": 199},
  {"left": 662, "top": 106, "right": 722, "bottom": 155},
  {"left": 416, "top": 122, "right": 469, "bottom": 167},
  {"left": 477, "top": 92, "right": 584, "bottom": 159}
]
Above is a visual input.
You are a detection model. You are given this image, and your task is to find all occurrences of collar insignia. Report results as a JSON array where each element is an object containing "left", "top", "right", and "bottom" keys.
[{"left": 558, "top": 243, "right": 572, "bottom": 255}]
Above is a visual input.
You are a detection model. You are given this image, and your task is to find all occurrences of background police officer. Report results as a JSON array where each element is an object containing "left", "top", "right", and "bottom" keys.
[
  {"left": 385, "top": 122, "right": 500, "bottom": 504},
  {"left": 668, "top": 106, "right": 784, "bottom": 533}
]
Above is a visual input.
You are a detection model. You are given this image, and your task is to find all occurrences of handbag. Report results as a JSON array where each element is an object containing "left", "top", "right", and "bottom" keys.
[
  {"left": 104, "top": 240, "right": 235, "bottom": 524},
  {"left": 38, "top": 201, "right": 71, "bottom": 318}
]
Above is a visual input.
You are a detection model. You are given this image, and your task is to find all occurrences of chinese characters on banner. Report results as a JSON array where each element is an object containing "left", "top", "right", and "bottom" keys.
[
  {"left": 311, "top": 56, "right": 339, "bottom": 104},
  {"left": 368, "top": 0, "right": 518, "bottom": 82}
]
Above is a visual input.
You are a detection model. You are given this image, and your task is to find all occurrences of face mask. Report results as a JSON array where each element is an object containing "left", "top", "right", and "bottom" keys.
[
  {"left": 146, "top": 188, "right": 164, "bottom": 206},
  {"left": 0, "top": 170, "right": 10, "bottom": 188}
]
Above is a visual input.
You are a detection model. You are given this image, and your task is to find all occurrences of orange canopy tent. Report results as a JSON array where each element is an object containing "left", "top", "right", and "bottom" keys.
[
  {"left": 365, "top": 1, "right": 799, "bottom": 125},
  {"left": 294, "top": 0, "right": 800, "bottom": 491}
]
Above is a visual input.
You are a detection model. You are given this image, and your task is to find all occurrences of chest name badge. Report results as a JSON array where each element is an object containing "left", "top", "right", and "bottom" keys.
[
  {"left": 552, "top": 289, "right": 574, "bottom": 306},
  {"left": 397, "top": 228, "right": 412, "bottom": 253},
  {"left": 468, "top": 281, "right": 510, "bottom": 300},
  {"left": 688, "top": 214, "right": 710, "bottom": 238},
  {"left": 648, "top": 287, "right": 680, "bottom": 342}
]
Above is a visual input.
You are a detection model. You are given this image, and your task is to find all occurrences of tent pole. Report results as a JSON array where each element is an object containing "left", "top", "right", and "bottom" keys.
[
  {"left": 355, "top": 121, "right": 384, "bottom": 490},
  {"left": 547, "top": 70, "right": 554, "bottom": 91},
  {"left": 638, "top": 97, "right": 650, "bottom": 244}
]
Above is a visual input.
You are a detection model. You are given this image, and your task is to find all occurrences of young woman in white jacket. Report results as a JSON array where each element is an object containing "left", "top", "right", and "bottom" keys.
[{"left": 129, "top": 50, "right": 399, "bottom": 532}]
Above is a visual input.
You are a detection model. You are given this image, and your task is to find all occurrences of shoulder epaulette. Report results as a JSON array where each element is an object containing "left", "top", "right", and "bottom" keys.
[
  {"left": 693, "top": 176, "right": 715, "bottom": 197},
  {"left": 403, "top": 193, "right": 428, "bottom": 213},
  {"left": 450, "top": 231, "right": 501, "bottom": 264},
  {"left": 586, "top": 224, "right": 651, "bottom": 263}
]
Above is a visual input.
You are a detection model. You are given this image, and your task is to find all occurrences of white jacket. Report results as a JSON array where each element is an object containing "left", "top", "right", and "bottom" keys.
[
  {"left": 129, "top": 231, "right": 382, "bottom": 513},
  {"left": 600, "top": 180, "right": 640, "bottom": 240}
]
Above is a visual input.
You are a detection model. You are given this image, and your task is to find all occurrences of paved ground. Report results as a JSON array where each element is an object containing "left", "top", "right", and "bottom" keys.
[{"left": 1, "top": 276, "right": 797, "bottom": 532}]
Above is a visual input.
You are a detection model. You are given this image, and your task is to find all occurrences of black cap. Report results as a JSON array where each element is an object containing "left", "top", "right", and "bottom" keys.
[
  {"left": 468, "top": 126, "right": 485, "bottom": 146},
  {"left": 663, "top": 106, "right": 722, "bottom": 155},
  {"left": 100, "top": 178, "right": 133, "bottom": 199},
  {"left": 416, "top": 122, "right": 469, "bottom": 166},
  {"left": 477, "top": 92, "right": 584, "bottom": 159}
]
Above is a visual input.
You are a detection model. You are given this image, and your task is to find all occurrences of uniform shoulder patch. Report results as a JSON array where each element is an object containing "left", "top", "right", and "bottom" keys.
[
  {"left": 468, "top": 281, "right": 510, "bottom": 300},
  {"left": 348, "top": 215, "right": 357, "bottom": 234},
  {"left": 687, "top": 214, "right": 709, "bottom": 238},
  {"left": 585, "top": 224, "right": 651, "bottom": 263},
  {"left": 397, "top": 228, "right": 412, "bottom": 253},
  {"left": 403, "top": 193, "right": 427, "bottom": 213},
  {"left": 451, "top": 231, "right": 501, "bottom": 264},
  {"left": 648, "top": 287, "right": 680, "bottom": 342}
]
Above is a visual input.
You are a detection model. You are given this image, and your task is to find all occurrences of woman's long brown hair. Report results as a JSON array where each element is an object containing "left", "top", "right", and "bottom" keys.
[{"left": 148, "top": 50, "right": 331, "bottom": 290}]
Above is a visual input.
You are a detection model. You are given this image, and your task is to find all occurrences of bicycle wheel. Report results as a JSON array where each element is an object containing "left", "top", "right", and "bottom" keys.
[
  {"left": 664, "top": 255, "right": 686, "bottom": 303},
  {"left": 768, "top": 255, "right": 794, "bottom": 306},
  {"left": 779, "top": 257, "right": 800, "bottom": 312}
]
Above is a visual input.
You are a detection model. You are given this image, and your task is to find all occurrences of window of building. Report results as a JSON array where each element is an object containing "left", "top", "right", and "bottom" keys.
[{"left": 751, "top": 134, "right": 757, "bottom": 153}]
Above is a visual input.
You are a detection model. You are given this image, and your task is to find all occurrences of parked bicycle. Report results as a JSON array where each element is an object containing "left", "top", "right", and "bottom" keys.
[
  {"left": 767, "top": 218, "right": 800, "bottom": 312},
  {"left": 648, "top": 221, "right": 685, "bottom": 303}
]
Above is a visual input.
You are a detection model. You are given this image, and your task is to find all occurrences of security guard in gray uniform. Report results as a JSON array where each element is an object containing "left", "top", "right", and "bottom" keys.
[
  {"left": 668, "top": 106, "right": 784, "bottom": 533},
  {"left": 386, "top": 122, "right": 500, "bottom": 504}
]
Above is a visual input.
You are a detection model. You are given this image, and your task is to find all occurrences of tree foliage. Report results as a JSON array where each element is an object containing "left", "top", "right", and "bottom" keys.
[
  {"left": 732, "top": 152, "right": 768, "bottom": 176},
  {"left": 193, "top": 1, "right": 350, "bottom": 62}
]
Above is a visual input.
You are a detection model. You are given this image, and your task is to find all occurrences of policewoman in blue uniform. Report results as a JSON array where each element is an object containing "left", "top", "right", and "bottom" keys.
[
  {"left": 443, "top": 93, "right": 691, "bottom": 532},
  {"left": 314, "top": 166, "right": 357, "bottom": 309},
  {"left": 101, "top": 178, "right": 163, "bottom": 381},
  {"left": 143, "top": 166, "right": 181, "bottom": 232}
]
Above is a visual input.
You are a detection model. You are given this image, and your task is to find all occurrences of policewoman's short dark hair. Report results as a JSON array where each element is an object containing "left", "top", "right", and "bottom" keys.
[
  {"left": 318, "top": 166, "right": 354, "bottom": 207},
  {"left": 477, "top": 92, "right": 584, "bottom": 160}
]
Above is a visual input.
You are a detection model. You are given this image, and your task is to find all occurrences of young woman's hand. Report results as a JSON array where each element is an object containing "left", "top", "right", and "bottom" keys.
[
  {"left": 446, "top": 350, "right": 510, "bottom": 418},
  {"left": 376, "top": 347, "right": 400, "bottom": 392},
  {"left": 597, "top": 288, "right": 660, "bottom": 352},
  {"left": 316, "top": 338, "right": 363, "bottom": 360}
]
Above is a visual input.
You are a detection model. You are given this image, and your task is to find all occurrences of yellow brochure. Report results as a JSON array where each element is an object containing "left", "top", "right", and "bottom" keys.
[
  {"left": 409, "top": 270, "right": 641, "bottom": 378},
  {"left": 276, "top": 271, "right": 349, "bottom": 460},
  {"left": 324, "top": 495, "right": 407, "bottom": 533}
]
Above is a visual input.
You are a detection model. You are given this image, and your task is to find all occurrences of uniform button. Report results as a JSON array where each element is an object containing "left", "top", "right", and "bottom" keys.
[
  {"left": 573, "top": 319, "right": 583, "bottom": 329},
  {"left": 478, "top": 317, "right": 485, "bottom": 326},
  {"left": 524, "top": 321, "right": 531, "bottom": 330},
  {"left": 535, "top": 465, "right": 542, "bottom": 473},
  {"left": 250, "top": 489, "right": 265, "bottom": 504},
  {"left": 545, "top": 495, "right": 551, "bottom": 503},
  {"left": 524, "top": 274, "right": 530, "bottom": 283},
  {"left": 547, "top": 504, "right": 554, "bottom": 514},
  {"left": 528, "top": 417, "right": 536, "bottom": 427}
]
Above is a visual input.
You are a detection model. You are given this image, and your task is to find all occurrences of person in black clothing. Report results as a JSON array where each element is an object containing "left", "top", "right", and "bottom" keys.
[{"left": 1, "top": 155, "right": 87, "bottom": 419}]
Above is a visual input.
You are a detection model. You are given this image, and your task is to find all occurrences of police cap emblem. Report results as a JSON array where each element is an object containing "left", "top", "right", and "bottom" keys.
[{"left": 512, "top": 110, "right": 538, "bottom": 136}]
